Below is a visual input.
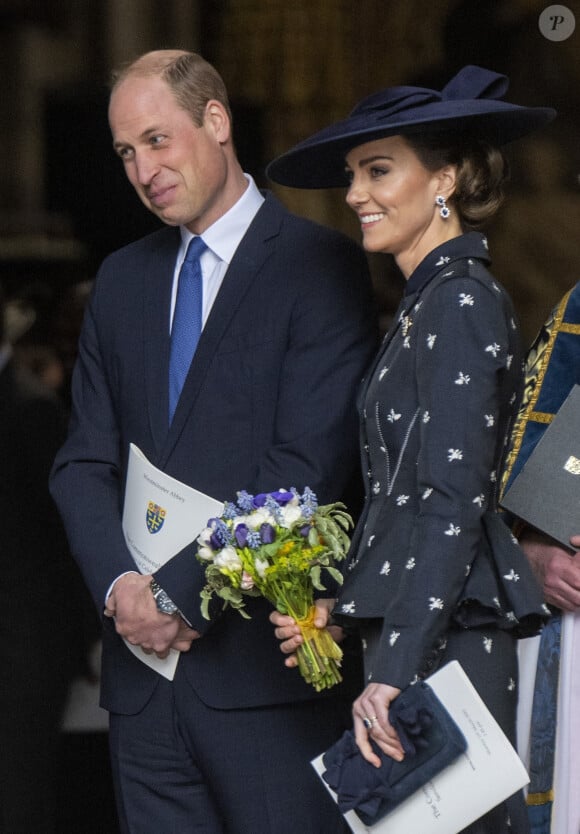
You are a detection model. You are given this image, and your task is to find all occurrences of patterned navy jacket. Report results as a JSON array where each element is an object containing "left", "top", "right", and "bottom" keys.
[{"left": 335, "top": 232, "right": 549, "bottom": 689}]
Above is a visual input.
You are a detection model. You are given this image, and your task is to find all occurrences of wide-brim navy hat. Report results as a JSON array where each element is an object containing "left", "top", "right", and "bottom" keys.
[{"left": 266, "top": 65, "right": 556, "bottom": 189}]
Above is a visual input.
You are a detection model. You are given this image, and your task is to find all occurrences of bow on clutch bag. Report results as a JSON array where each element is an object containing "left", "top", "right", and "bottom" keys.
[{"left": 321, "top": 680, "right": 467, "bottom": 826}]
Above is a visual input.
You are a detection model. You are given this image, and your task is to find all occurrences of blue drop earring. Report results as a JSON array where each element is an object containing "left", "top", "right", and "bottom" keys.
[{"left": 435, "top": 195, "right": 450, "bottom": 219}]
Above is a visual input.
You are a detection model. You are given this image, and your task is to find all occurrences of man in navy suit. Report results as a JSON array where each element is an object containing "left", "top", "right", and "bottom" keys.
[{"left": 50, "top": 49, "right": 376, "bottom": 833}]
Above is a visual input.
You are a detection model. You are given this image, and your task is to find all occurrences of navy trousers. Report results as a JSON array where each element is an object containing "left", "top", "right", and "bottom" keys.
[{"left": 109, "top": 664, "right": 352, "bottom": 834}]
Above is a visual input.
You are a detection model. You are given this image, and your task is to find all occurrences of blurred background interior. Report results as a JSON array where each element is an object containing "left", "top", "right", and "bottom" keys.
[{"left": 1, "top": 1, "right": 579, "bottom": 831}]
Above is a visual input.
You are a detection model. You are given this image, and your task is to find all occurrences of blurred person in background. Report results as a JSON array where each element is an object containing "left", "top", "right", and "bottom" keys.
[{"left": 0, "top": 281, "right": 80, "bottom": 833}]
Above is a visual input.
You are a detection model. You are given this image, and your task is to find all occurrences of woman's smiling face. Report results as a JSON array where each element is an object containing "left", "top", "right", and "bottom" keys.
[{"left": 345, "top": 134, "right": 459, "bottom": 277}]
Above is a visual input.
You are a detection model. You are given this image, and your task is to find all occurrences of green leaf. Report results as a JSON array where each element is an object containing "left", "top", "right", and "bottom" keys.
[{"left": 310, "top": 564, "right": 326, "bottom": 591}]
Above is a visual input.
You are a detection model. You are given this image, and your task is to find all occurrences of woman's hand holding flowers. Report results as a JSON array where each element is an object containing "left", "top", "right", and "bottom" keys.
[{"left": 270, "top": 598, "right": 344, "bottom": 668}]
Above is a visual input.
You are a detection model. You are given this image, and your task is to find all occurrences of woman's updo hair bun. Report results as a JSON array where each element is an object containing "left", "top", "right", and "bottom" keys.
[{"left": 404, "top": 131, "right": 508, "bottom": 228}]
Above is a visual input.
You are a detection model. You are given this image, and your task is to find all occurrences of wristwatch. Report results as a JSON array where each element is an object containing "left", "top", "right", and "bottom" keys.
[{"left": 150, "top": 578, "right": 179, "bottom": 615}]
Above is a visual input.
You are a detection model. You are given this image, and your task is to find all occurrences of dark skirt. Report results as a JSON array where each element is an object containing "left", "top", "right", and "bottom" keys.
[{"left": 360, "top": 621, "right": 530, "bottom": 834}]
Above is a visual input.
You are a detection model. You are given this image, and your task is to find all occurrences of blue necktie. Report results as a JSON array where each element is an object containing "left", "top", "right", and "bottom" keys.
[{"left": 169, "top": 236, "right": 207, "bottom": 422}]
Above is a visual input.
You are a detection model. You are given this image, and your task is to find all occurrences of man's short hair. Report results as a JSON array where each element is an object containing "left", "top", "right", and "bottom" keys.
[{"left": 111, "top": 49, "right": 233, "bottom": 127}]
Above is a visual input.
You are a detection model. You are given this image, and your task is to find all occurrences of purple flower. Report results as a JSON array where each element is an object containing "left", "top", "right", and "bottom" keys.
[
  {"left": 222, "top": 501, "right": 239, "bottom": 521},
  {"left": 253, "top": 490, "right": 295, "bottom": 508},
  {"left": 236, "top": 490, "right": 255, "bottom": 513},
  {"left": 234, "top": 523, "right": 249, "bottom": 547},
  {"left": 209, "top": 518, "right": 230, "bottom": 549},
  {"left": 260, "top": 523, "right": 276, "bottom": 544},
  {"left": 299, "top": 524, "right": 311, "bottom": 538},
  {"left": 247, "top": 531, "right": 262, "bottom": 549}
]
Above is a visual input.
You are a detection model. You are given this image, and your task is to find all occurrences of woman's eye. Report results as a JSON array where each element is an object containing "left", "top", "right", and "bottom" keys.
[{"left": 370, "top": 166, "right": 388, "bottom": 178}]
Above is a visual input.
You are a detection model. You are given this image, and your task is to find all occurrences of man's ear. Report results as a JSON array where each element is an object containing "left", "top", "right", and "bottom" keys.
[{"left": 204, "top": 100, "right": 231, "bottom": 144}]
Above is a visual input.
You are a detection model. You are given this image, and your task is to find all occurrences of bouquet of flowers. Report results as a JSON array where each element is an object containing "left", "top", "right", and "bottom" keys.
[{"left": 196, "top": 488, "right": 353, "bottom": 692}]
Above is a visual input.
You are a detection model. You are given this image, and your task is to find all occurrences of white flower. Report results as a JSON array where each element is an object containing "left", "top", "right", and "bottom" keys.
[
  {"left": 423, "top": 410, "right": 431, "bottom": 423},
  {"left": 389, "top": 630, "right": 400, "bottom": 646},
  {"left": 245, "top": 508, "right": 276, "bottom": 529},
  {"left": 387, "top": 408, "right": 401, "bottom": 422},
  {"left": 436, "top": 256, "right": 450, "bottom": 266},
  {"left": 459, "top": 293, "right": 474, "bottom": 306},
  {"left": 214, "top": 546, "right": 242, "bottom": 572},
  {"left": 429, "top": 597, "right": 444, "bottom": 610},
  {"left": 341, "top": 601, "right": 356, "bottom": 614},
  {"left": 506, "top": 354, "right": 513, "bottom": 369},
  {"left": 197, "top": 545, "right": 216, "bottom": 562},
  {"left": 422, "top": 487, "right": 433, "bottom": 499},
  {"left": 472, "top": 494, "right": 485, "bottom": 507},
  {"left": 279, "top": 504, "right": 303, "bottom": 528},
  {"left": 427, "top": 334, "right": 437, "bottom": 349},
  {"left": 254, "top": 557, "right": 269, "bottom": 578},
  {"left": 508, "top": 678, "right": 516, "bottom": 691},
  {"left": 197, "top": 526, "right": 214, "bottom": 546},
  {"left": 380, "top": 561, "right": 391, "bottom": 575},
  {"left": 455, "top": 371, "right": 470, "bottom": 385},
  {"left": 373, "top": 481, "right": 381, "bottom": 494},
  {"left": 445, "top": 523, "right": 461, "bottom": 536},
  {"left": 403, "top": 336, "right": 411, "bottom": 349},
  {"left": 406, "top": 558, "right": 416, "bottom": 570},
  {"left": 484, "top": 414, "right": 495, "bottom": 427},
  {"left": 485, "top": 343, "right": 500, "bottom": 358},
  {"left": 483, "top": 637, "right": 493, "bottom": 654},
  {"left": 448, "top": 448, "right": 463, "bottom": 462},
  {"left": 396, "top": 494, "right": 409, "bottom": 506}
]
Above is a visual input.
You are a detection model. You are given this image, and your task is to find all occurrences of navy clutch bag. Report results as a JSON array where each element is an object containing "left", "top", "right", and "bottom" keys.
[{"left": 321, "top": 680, "right": 467, "bottom": 827}]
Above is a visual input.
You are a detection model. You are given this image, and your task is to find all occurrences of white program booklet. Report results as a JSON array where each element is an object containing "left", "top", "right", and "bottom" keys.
[
  {"left": 121, "top": 443, "right": 223, "bottom": 680},
  {"left": 312, "top": 660, "right": 529, "bottom": 834}
]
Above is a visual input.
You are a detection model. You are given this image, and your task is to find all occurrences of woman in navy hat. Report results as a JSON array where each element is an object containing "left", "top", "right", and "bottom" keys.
[{"left": 268, "top": 66, "right": 555, "bottom": 832}]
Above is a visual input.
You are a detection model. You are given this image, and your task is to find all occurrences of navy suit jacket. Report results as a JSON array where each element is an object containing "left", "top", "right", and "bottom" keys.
[{"left": 51, "top": 192, "right": 377, "bottom": 715}]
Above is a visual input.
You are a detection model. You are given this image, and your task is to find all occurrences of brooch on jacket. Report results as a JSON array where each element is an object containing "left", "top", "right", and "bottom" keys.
[{"left": 401, "top": 315, "right": 413, "bottom": 337}]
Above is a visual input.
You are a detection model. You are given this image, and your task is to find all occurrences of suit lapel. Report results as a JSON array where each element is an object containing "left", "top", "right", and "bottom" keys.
[
  {"left": 142, "top": 227, "right": 181, "bottom": 455},
  {"left": 158, "top": 193, "right": 284, "bottom": 468}
]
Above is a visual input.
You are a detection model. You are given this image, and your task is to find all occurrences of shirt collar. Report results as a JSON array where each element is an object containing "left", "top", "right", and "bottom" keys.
[
  {"left": 179, "top": 174, "right": 264, "bottom": 264},
  {"left": 404, "top": 231, "right": 491, "bottom": 296}
]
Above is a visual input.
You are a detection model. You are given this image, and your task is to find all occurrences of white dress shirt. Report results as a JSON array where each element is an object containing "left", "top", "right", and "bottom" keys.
[{"left": 170, "top": 174, "right": 265, "bottom": 332}]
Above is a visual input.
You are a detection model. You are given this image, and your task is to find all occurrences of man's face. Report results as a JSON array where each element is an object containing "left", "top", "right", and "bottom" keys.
[{"left": 109, "top": 75, "right": 230, "bottom": 234}]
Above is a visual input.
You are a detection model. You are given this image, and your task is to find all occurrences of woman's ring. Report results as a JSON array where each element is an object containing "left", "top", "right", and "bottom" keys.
[{"left": 362, "top": 715, "right": 378, "bottom": 730}]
